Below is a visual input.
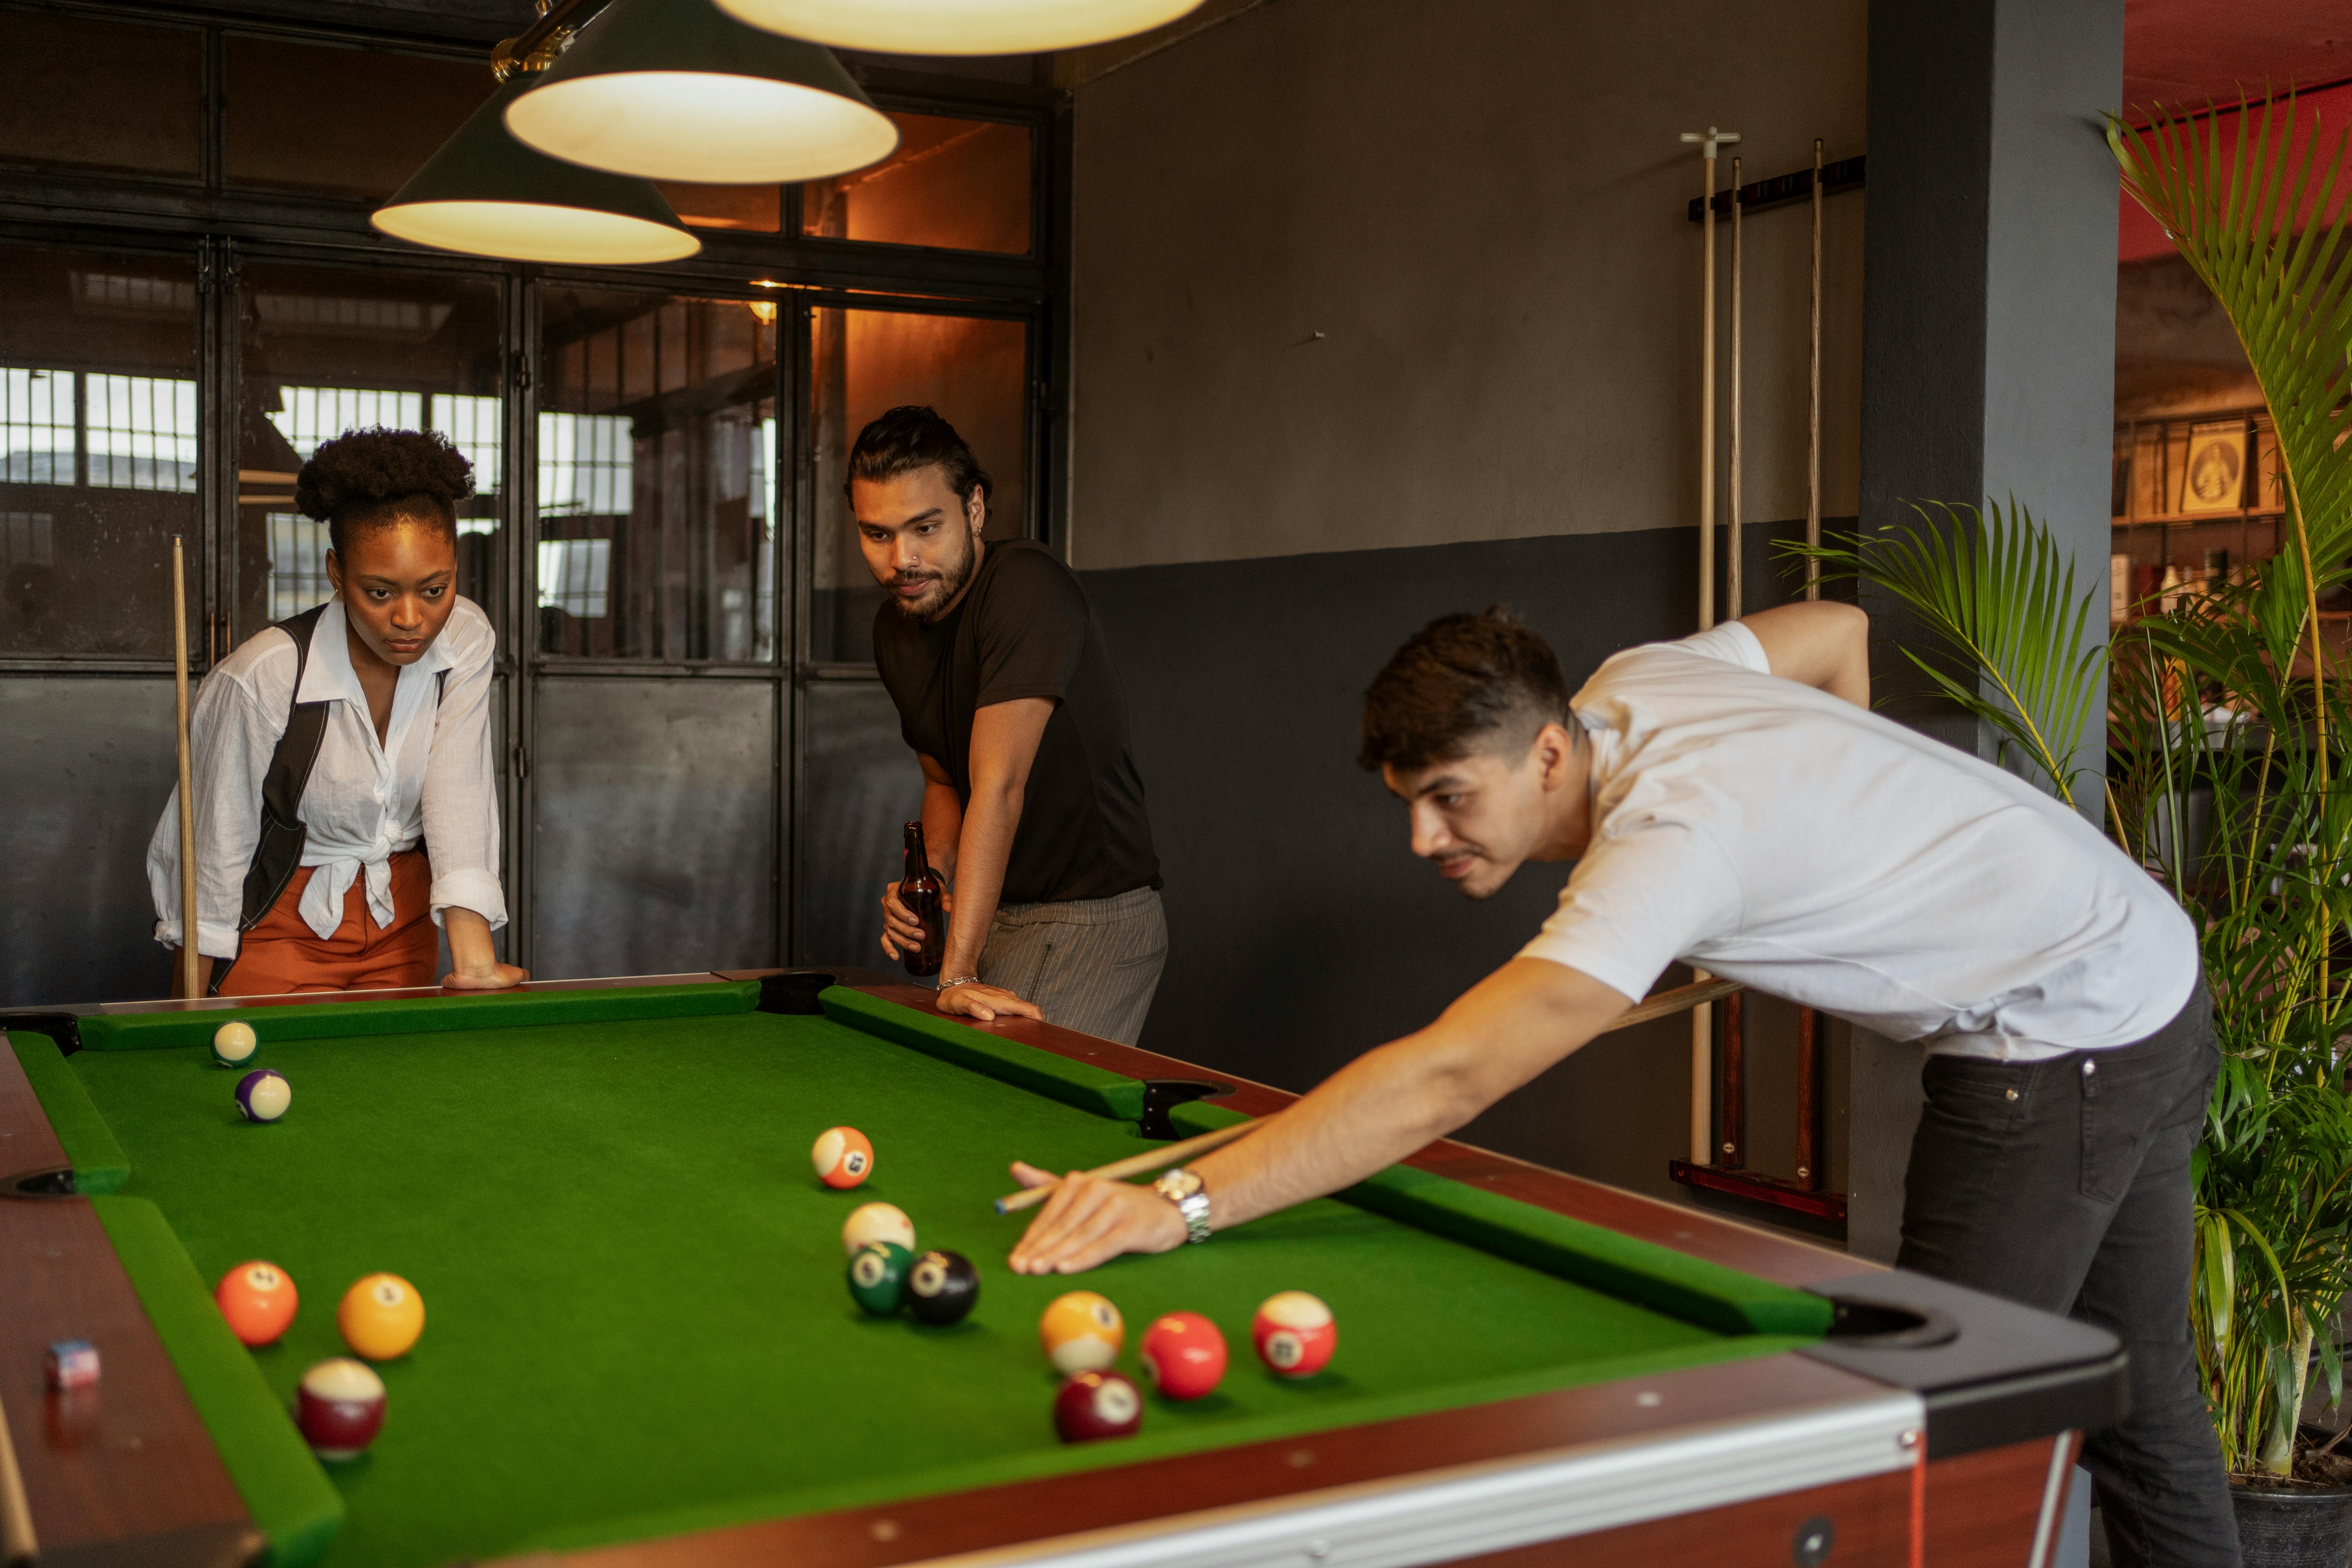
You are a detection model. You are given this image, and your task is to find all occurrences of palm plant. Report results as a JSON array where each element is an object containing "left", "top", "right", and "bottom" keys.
[{"left": 1793, "top": 90, "right": 2352, "bottom": 1479}]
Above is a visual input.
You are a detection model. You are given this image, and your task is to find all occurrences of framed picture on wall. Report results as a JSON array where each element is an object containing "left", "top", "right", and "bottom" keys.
[{"left": 2180, "top": 421, "right": 2247, "bottom": 513}]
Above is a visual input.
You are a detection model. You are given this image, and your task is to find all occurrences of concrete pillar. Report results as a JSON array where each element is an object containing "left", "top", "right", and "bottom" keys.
[{"left": 1846, "top": 0, "right": 2124, "bottom": 1263}]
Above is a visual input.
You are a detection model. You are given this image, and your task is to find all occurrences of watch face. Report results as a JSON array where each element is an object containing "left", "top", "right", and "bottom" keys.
[{"left": 1158, "top": 1169, "right": 1202, "bottom": 1200}]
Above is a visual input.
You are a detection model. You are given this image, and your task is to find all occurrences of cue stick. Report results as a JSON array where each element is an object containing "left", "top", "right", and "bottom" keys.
[
  {"left": 990, "top": 976, "right": 1748, "bottom": 1216},
  {"left": 0, "top": 1381, "right": 36, "bottom": 1565},
  {"left": 1678, "top": 127, "right": 1737, "bottom": 1172},
  {"left": 1806, "top": 137, "right": 1824, "bottom": 601},
  {"left": 172, "top": 535, "right": 200, "bottom": 1000},
  {"left": 1726, "top": 155, "right": 1743, "bottom": 622},
  {"left": 1793, "top": 138, "right": 1827, "bottom": 1188}
]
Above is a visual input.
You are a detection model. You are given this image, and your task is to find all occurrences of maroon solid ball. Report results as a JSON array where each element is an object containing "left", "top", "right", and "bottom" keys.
[
  {"left": 296, "top": 1357, "right": 385, "bottom": 1460},
  {"left": 1053, "top": 1369, "right": 1143, "bottom": 1443}
]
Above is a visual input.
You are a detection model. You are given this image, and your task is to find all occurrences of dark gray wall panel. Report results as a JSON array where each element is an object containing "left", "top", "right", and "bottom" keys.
[
  {"left": 1, "top": 676, "right": 178, "bottom": 1007},
  {"left": 531, "top": 677, "right": 775, "bottom": 979},
  {"left": 798, "top": 681, "right": 925, "bottom": 972},
  {"left": 1082, "top": 524, "right": 1834, "bottom": 1205}
]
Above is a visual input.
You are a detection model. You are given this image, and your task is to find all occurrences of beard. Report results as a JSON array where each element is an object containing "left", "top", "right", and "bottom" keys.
[{"left": 885, "top": 533, "right": 978, "bottom": 620}]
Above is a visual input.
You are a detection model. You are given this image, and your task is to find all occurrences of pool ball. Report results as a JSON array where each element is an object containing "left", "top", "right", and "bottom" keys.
[
  {"left": 1140, "top": 1311, "right": 1227, "bottom": 1400},
  {"left": 1252, "top": 1290, "right": 1336, "bottom": 1377},
  {"left": 338, "top": 1273, "right": 425, "bottom": 1360},
  {"left": 234, "top": 1068, "right": 290, "bottom": 1123},
  {"left": 811, "top": 1126, "right": 875, "bottom": 1189},
  {"left": 211, "top": 1020, "right": 258, "bottom": 1066},
  {"left": 841, "top": 1201, "right": 915, "bottom": 1257},
  {"left": 1039, "top": 1290, "right": 1123, "bottom": 1374},
  {"left": 297, "top": 1357, "right": 385, "bottom": 1460},
  {"left": 1053, "top": 1370, "right": 1143, "bottom": 1443},
  {"left": 848, "top": 1241, "right": 914, "bottom": 1314},
  {"left": 216, "top": 1261, "right": 299, "bottom": 1347},
  {"left": 906, "top": 1249, "right": 979, "bottom": 1325}
]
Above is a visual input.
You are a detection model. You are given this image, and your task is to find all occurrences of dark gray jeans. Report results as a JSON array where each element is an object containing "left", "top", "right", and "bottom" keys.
[{"left": 1899, "top": 978, "right": 2238, "bottom": 1568}]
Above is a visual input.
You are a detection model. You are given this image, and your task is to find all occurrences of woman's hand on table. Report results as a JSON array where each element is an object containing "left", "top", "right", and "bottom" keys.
[
  {"left": 936, "top": 980, "right": 1041, "bottom": 1024},
  {"left": 443, "top": 962, "right": 528, "bottom": 991},
  {"left": 442, "top": 907, "right": 526, "bottom": 990},
  {"left": 1006, "top": 1162, "right": 1186, "bottom": 1274}
]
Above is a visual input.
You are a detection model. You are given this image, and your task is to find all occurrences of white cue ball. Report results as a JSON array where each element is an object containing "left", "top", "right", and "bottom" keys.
[
  {"left": 212, "top": 1020, "right": 258, "bottom": 1065},
  {"left": 841, "top": 1201, "right": 916, "bottom": 1256}
]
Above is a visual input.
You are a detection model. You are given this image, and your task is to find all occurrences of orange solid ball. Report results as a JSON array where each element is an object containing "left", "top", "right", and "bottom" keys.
[
  {"left": 338, "top": 1273, "right": 425, "bottom": 1360},
  {"left": 216, "top": 1261, "right": 299, "bottom": 1347}
]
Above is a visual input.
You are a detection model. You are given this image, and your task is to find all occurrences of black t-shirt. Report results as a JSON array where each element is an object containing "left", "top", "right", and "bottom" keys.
[{"left": 873, "top": 539, "right": 1161, "bottom": 905}]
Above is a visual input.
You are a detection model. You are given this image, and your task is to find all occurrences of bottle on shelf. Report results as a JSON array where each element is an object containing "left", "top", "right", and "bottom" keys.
[{"left": 899, "top": 820, "right": 947, "bottom": 978}]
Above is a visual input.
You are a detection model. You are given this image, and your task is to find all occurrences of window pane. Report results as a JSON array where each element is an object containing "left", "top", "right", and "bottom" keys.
[
  {"left": 0, "top": 245, "right": 199, "bottom": 658},
  {"left": 0, "top": 13, "right": 201, "bottom": 180},
  {"left": 801, "top": 113, "right": 1032, "bottom": 255},
  {"left": 226, "top": 38, "right": 489, "bottom": 201},
  {"left": 235, "top": 263, "right": 506, "bottom": 642},
  {"left": 539, "top": 290, "right": 779, "bottom": 662},
  {"left": 809, "top": 308, "right": 1028, "bottom": 666}
]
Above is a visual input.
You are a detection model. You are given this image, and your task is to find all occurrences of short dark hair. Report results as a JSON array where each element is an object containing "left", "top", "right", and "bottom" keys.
[
  {"left": 847, "top": 405, "right": 991, "bottom": 510},
  {"left": 1358, "top": 607, "right": 1573, "bottom": 771},
  {"left": 295, "top": 427, "right": 472, "bottom": 555}
]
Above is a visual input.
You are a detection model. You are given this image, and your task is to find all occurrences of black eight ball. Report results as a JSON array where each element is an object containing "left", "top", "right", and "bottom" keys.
[{"left": 906, "top": 1249, "right": 979, "bottom": 1325}]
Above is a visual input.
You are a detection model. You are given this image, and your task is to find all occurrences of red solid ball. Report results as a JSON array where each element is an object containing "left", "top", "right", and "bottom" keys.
[
  {"left": 296, "top": 1358, "right": 385, "bottom": 1460},
  {"left": 1053, "top": 1370, "right": 1143, "bottom": 1443},
  {"left": 1251, "top": 1291, "right": 1336, "bottom": 1378},
  {"left": 1140, "top": 1311, "right": 1227, "bottom": 1400}
]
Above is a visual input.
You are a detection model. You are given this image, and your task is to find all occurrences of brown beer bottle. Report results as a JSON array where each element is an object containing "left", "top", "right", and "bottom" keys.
[{"left": 900, "top": 820, "right": 947, "bottom": 978}]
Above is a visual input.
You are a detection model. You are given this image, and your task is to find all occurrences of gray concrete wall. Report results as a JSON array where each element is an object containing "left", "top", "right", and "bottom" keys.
[
  {"left": 1067, "top": 0, "right": 1869, "bottom": 570},
  {"left": 1847, "top": 0, "right": 2125, "bottom": 1261}
]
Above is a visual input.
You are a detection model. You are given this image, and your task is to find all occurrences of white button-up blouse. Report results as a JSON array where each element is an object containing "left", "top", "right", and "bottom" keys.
[{"left": 147, "top": 595, "right": 506, "bottom": 960}]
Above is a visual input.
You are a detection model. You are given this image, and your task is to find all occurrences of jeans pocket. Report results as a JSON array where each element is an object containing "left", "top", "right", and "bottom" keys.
[{"left": 2079, "top": 1059, "right": 2143, "bottom": 1204}]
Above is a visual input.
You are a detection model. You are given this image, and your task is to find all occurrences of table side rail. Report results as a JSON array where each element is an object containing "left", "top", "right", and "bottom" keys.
[{"left": 779, "top": 1390, "right": 1926, "bottom": 1568}]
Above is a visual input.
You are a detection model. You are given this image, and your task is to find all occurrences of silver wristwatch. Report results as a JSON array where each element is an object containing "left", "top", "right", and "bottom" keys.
[{"left": 1154, "top": 1167, "right": 1213, "bottom": 1243}]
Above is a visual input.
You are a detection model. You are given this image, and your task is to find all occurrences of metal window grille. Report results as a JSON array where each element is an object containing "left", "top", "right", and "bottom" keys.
[
  {"left": 430, "top": 393, "right": 504, "bottom": 535},
  {"left": 267, "top": 387, "right": 426, "bottom": 461},
  {"left": 536, "top": 537, "right": 610, "bottom": 619},
  {"left": 86, "top": 375, "right": 199, "bottom": 491},
  {"left": 0, "top": 369, "right": 74, "bottom": 485},
  {"left": 537, "top": 413, "right": 632, "bottom": 517},
  {"left": 266, "top": 512, "right": 334, "bottom": 621}
]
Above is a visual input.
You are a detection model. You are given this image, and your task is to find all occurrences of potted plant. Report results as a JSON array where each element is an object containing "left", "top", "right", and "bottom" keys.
[{"left": 1798, "top": 89, "right": 2352, "bottom": 1565}]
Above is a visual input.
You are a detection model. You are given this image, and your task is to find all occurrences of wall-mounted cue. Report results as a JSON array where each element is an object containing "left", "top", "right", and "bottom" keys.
[
  {"left": 1806, "top": 137, "right": 1823, "bottom": 601},
  {"left": 1678, "top": 126, "right": 1737, "bottom": 1171},
  {"left": 172, "top": 535, "right": 200, "bottom": 1000},
  {"left": 1726, "top": 154, "right": 1744, "bottom": 624}
]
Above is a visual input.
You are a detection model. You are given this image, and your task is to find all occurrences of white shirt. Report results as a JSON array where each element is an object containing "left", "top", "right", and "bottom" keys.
[
  {"left": 148, "top": 597, "right": 506, "bottom": 960},
  {"left": 1519, "top": 623, "right": 2198, "bottom": 1060}
]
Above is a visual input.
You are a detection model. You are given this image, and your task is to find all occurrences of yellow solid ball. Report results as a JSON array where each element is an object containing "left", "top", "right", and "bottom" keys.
[{"left": 338, "top": 1272, "right": 425, "bottom": 1360}]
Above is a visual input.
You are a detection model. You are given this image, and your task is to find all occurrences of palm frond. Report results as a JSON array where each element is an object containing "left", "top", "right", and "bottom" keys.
[{"left": 1786, "top": 501, "right": 2104, "bottom": 805}]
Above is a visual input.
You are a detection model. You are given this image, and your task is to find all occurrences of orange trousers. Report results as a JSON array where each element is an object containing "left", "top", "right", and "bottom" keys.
[{"left": 216, "top": 849, "right": 438, "bottom": 996}]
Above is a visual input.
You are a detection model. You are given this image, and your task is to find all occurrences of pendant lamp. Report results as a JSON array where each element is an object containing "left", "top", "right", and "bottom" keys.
[
  {"left": 711, "top": 0, "right": 1205, "bottom": 54},
  {"left": 504, "top": 0, "right": 900, "bottom": 185},
  {"left": 373, "top": 75, "right": 700, "bottom": 264}
]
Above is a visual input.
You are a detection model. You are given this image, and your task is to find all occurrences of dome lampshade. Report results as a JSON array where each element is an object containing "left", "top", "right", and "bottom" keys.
[
  {"left": 713, "top": 0, "right": 1207, "bottom": 54},
  {"left": 373, "top": 76, "right": 701, "bottom": 264},
  {"left": 503, "top": 0, "right": 900, "bottom": 185}
]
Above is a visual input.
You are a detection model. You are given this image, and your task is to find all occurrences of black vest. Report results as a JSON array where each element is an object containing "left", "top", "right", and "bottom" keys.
[{"left": 212, "top": 606, "right": 446, "bottom": 995}]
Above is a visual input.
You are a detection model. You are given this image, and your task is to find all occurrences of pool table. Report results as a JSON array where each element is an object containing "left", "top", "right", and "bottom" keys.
[{"left": 0, "top": 971, "right": 2124, "bottom": 1568}]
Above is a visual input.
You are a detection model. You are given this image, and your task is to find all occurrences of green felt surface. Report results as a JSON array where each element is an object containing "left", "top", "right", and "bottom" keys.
[
  {"left": 75, "top": 980, "right": 762, "bottom": 1051},
  {"left": 10, "top": 1033, "right": 129, "bottom": 1191},
  {"left": 40, "top": 990, "right": 1824, "bottom": 1568},
  {"left": 91, "top": 1196, "right": 345, "bottom": 1566}
]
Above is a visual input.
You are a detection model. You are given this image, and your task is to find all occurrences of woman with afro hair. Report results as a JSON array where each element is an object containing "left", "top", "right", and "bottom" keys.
[{"left": 146, "top": 427, "right": 526, "bottom": 996}]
